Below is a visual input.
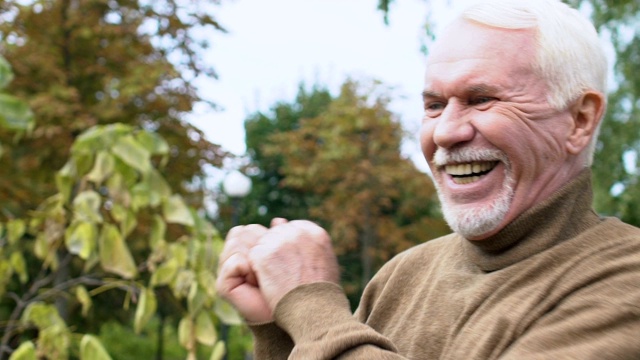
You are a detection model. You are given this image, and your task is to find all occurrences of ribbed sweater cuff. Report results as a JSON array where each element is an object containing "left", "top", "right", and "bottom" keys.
[
  {"left": 274, "top": 282, "right": 398, "bottom": 359},
  {"left": 275, "top": 282, "right": 353, "bottom": 343},
  {"left": 249, "top": 321, "right": 294, "bottom": 359}
]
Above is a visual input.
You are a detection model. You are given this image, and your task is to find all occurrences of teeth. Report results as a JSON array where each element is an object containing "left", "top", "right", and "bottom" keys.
[
  {"left": 453, "top": 175, "right": 481, "bottom": 185},
  {"left": 445, "top": 161, "right": 496, "bottom": 176}
]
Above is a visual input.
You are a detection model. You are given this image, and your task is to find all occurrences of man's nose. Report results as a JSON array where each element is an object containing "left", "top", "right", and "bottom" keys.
[{"left": 433, "top": 101, "right": 475, "bottom": 148}]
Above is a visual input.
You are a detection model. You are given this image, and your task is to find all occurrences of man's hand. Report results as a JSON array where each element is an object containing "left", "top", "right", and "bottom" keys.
[
  {"left": 216, "top": 224, "right": 273, "bottom": 323},
  {"left": 249, "top": 220, "right": 340, "bottom": 312}
]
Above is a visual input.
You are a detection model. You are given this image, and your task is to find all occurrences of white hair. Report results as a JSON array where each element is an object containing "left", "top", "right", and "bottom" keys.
[{"left": 458, "top": 0, "right": 608, "bottom": 166}]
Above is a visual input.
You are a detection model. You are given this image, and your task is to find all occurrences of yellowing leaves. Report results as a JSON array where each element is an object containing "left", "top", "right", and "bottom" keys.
[
  {"left": 163, "top": 194, "right": 195, "bottom": 226},
  {"left": 111, "top": 135, "right": 151, "bottom": 174},
  {"left": 0, "top": 93, "right": 34, "bottom": 132},
  {"left": 214, "top": 299, "right": 243, "bottom": 326},
  {"left": 8, "top": 341, "right": 36, "bottom": 360},
  {"left": 195, "top": 311, "right": 217, "bottom": 346},
  {"left": 0, "top": 56, "right": 14, "bottom": 89},
  {"left": 86, "top": 151, "right": 115, "bottom": 184},
  {"left": 178, "top": 311, "right": 218, "bottom": 350},
  {"left": 65, "top": 221, "right": 97, "bottom": 260},
  {"left": 10, "top": 252, "right": 28, "bottom": 284},
  {"left": 151, "top": 261, "right": 177, "bottom": 288},
  {"left": 134, "top": 287, "right": 157, "bottom": 334},
  {"left": 6, "top": 219, "right": 26, "bottom": 245},
  {"left": 72, "top": 190, "right": 103, "bottom": 223},
  {"left": 75, "top": 285, "right": 93, "bottom": 317},
  {"left": 0, "top": 0, "right": 232, "bottom": 354},
  {"left": 98, "top": 224, "right": 137, "bottom": 279},
  {"left": 79, "top": 335, "right": 113, "bottom": 360}
]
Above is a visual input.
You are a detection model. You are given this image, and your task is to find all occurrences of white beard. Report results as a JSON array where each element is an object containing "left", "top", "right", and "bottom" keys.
[{"left": 432, "top": 148, "right": 515, "bottom": 239}]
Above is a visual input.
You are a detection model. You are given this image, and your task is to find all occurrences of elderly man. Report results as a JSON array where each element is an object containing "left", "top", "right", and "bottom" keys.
[{"left": 217, "top": 0, "right": 640, "bottom": 358}]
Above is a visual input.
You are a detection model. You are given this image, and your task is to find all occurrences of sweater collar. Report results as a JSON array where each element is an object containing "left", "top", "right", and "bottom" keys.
[{"left": 461, "top": 169, "right": 601, "bottom": 272}]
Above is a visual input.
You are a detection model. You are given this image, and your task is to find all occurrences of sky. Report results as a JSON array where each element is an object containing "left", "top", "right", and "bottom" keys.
[{"left": 187, "top": 0, "right": 475, "bottom": 171}]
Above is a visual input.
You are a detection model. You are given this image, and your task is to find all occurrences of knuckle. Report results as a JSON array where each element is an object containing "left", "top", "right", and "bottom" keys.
[
  {"left": 244, "top": 224, "right": 268, "bottom": 235},
  {"left": 226, "top": 224, "right": 267, "bottom": 240},
  {"left": 220, "top": 244, "right": 243, "bottom": 262},
  {"left": 250, "top": 241, "right": 285, "bottom": 264},
  {"left": 226, "top": 225, "right": 246, "bottom": 238},
  {"left": 297, "top": 221, "right": 330, "bottom": 242},
  {"left": 215, "top": 276, "right": 226, "bottom": 293}
]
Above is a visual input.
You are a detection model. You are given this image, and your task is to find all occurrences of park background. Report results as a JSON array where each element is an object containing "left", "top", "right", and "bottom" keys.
[{"left": 0, "top": 0, "right": 637, "bottom": 359}]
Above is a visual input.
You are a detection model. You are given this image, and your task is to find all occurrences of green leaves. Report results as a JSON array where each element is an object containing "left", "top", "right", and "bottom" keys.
[
  {"left": 209, "top": 341, "right": 226, "bottom": 360},
  {"left": 72, "top": 191, "right": 103, "bottom": 223},
  {"left": 8, "top": 341, "right": 36, "bottom": 360},
  {"left": 71, "top": 125, "right": 172, "bottom": 188},
  {"left": 214, "top": 299, "right": 243, "bottom": 326},
  {"left": 112, "top": 135, "right": 152, "bottom": 174},
  {"left": 163, "top": 195, "right": 195, "bottom": 226},
  {"left": 0, "top": 0, "right": 232, "bottom": 354},
  {"left": 65, "top": 221, "right": 97, "bottom": 260},
  {"left": 178, "top": 311, "right": 219, "bottom": 354},
  {"left": 76, "top": 286, "right": 93, "bottom": 317},
  {"left": 0, "top": 94, "right": 35, "bottom": 131},
  {"left": 10, "top": 252, "right": 28, "bottom": 284},
  {"left": 6, "top": 219, "right": 26, "bottom": 245},
  {"left": 585, "top": 0, "right": 640, "bottom": 228},
  {"left": 80, "top": 335, "right": 113, "bottom": 360},
  {"left": 98, "top": 224, "right": 138, "bottom": 279},
  {"left": 195, "top": 311, "right": 217, "bottom": 346},
  {"left": 134, "top": 287, "right": 157, "bottom": 334},
  {"left": 0, "top": 56, "right": 15, "bottom": 89},
  {"left": 2, "top": 122, "right": 230, "bottom": 358},
  {"left": 0, "top": 56, "right": 34, "bottom": 135},
  {"left": 86, "top": 152, "right": 115, "bottom": 184},
  {"left": 20, "top": 303, "right": 71, "bottom": 359}
]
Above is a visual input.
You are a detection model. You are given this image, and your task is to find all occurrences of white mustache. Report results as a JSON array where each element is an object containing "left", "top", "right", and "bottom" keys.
[{"left": 433, "top": 147, "right": 510, "bottom": 167}]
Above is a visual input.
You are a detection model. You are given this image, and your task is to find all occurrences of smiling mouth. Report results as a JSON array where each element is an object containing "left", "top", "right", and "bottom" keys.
[{"left": 445, "top": 161, "right": 499, "bottom": 185}]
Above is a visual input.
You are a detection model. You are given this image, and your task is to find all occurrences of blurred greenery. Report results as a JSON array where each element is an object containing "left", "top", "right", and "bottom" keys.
[
  {"left": 98, "top": 319, "right": 187, "bottom": 359},
  {"left": 98, "top": 318, "right": 252, "bottom": 360},
  {"left": 0, "top": 0, "right": 238, "bottom": 358},
  {"left": 580, "top": 0, "right": 640, "bottom": 227}
]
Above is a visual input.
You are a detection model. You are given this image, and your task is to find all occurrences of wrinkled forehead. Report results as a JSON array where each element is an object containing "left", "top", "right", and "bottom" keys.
[{"left": 426, "top": 20, "right": 537, "bottom": 70}]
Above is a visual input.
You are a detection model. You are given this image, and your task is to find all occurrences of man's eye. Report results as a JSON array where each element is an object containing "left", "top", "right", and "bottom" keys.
[
  {"left": 424, "top": 102, "right": 445, "bottom": 118},
  {"left": 425, "top": 102, "right": 445, "bottom": 111},
  {"left": 469, "top": 97, "right": 495, "bottom": 106}
]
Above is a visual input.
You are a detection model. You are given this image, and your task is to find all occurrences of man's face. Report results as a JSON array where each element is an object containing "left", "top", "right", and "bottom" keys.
[{"left": 420, "top": 21, "right": 582, "bottom": 240}]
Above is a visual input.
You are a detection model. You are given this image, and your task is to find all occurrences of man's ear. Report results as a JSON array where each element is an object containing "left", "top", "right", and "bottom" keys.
[{"left": 566, "top": 90, "right": 606, "bottom": 155}]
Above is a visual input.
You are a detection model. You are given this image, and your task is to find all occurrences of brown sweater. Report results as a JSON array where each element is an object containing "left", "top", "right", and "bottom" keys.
[{"left": 251, "top": 171, "right": 640, "bottom": 359}]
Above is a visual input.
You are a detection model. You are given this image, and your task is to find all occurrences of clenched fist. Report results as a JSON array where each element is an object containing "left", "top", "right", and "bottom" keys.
[
  {"left": 249, "top": 220, "right": 340, "bottom": 312},
  {"left": 216, "top": 219, "right": 340, "bottom": 323},
  {"left": 216, "top": 224, "right": 272, "bottom": 323}
]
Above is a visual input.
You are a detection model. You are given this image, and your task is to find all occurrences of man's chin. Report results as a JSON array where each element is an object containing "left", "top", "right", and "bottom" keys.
[{"left": 442, "top": 201, "right": 510, "bottom": 240}]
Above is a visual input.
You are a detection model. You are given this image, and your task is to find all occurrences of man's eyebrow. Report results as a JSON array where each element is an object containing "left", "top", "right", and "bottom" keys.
[
  {"left": 467, "top": 84, "right": 500, "bottom": 94},
  {"left": 422, "top": 84, "right": 500, "bottom": 99},
  {"left": 422, "top": 90, "right": 441, "bottom": 99}
]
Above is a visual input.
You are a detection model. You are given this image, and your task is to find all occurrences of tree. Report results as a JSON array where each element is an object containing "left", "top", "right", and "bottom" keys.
[
  {"left": 264, "top": 80, "right": 448, "bottom": 303},
  {"left": 0, "top": 0, "right": 229, "bottom": 219},
  {"left": 0, "top": 56, "right": 34, "bottom": 156},
  {"left": 0, "top": 122, "right": 235, "bottom": 360},
  {"left": 576, "top": 0, "right": 640, "bottom": 226},
  {"left": 0, "top": 0, "right": 241, "bottom": 357},
  {"left": 230, "top": 84, "right": 333, "bottom": 232}
]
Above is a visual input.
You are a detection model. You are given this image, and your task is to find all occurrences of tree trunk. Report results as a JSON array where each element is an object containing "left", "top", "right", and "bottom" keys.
[{"left": 360, "top": 206, "right": 374, "bottom": 290}]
